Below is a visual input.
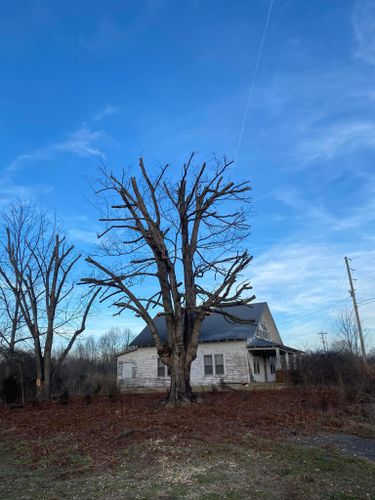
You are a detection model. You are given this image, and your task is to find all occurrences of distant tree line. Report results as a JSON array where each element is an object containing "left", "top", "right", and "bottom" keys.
[{"left": 0, "top": 326, "right": 134, "bottom": 404}]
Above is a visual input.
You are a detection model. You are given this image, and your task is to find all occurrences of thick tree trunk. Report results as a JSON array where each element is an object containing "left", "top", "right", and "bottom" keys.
[
  {"left": 36, "top": 377, "right": 51, "bottom": 401},
  {"left": 165, "top": 353, "right": 195, "bottom": 405}
]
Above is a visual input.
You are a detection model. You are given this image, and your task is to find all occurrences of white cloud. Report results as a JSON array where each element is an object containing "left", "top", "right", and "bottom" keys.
[
  {"left": 6, "top": 123, "right": 108, "bottom": 173},
  {"left": 54, "top": 126, "right": 105, "bottom": 158},
  {"left": 79, "top": 16, "right": 126, "bottom": 55},
  {"left": 6, "top": 149, "right": 51, "bottom": 173},
  {"left": 248, "top": 243, "right": 375, "bottom": 350},
  {"left": 0, "top": 179, "right": 54, "bottom": 204},
  {"left": 68, "top": 227, "right": 99, "bottom": 245},
  {"left": 352, "top": 0, "right": 375, "bottom": 65},
  {"left": 294, "top": 120, "right": 375, "bottom": 165},
  {"left": 271, "top": 179, "right": 375, "bottom": 234},
  {"left": 94, "top": 105, "right": 119, "bottom": 121}
]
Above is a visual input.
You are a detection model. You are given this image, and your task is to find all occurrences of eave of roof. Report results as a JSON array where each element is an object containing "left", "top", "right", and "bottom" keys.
[{"left": 114, "top": 346, "right": 138, "bottom": 357}]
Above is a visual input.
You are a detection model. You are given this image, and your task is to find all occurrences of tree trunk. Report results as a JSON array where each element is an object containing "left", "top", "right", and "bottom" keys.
[
  {"left": 165, "top": 353, "right": 195, "bottom": 405},
  {"left": 36, "top": 377, "right": 50, "bottom": 402},
  {"left": 17, "top": 363, "right": 25, "bottom": 405},
  {"left": 35, "top": 356, "right": 51, "bottom": 401}
]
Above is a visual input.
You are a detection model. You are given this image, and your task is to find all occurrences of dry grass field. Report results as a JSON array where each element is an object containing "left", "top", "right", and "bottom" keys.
[{"left": 1, "top": 388, "right": 374, "bottom": 499}]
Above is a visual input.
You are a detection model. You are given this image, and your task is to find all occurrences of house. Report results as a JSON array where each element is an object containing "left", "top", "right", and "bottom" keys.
[{"left": 116, "top": 302, "right": 301, "bottom": 389}]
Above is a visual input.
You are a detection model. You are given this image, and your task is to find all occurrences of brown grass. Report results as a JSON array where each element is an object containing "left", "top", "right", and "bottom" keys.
[{"left": 0, "top": 387, "right": 372, "bottom": 470}]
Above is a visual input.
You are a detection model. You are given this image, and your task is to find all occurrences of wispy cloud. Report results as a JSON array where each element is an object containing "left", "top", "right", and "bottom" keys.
[
  {"left": 54, "top": 126, "right": 106, "bottom": 157},
  {"left": 6, "top": 124, "right": 108, "bottom": 173},
  {"left": 294, "top": 120, "right": 375, "bottom": 165},
  {"left": 269, "top": 177, "right": 375, "bottom": 234},
  {"left": 93, "top": 105, "right": 119, "bottom": 121},
  {"left": 352, "top": 0, "right": 375, "bottom": 65},
  {"left": 79, "top": 16, "right": 126, "bottom": 55},
  {"left": 249, "top": 243, "right": 375, "bottom": 349},
  {"left": 0, "top": 179, "right": 54, "bottom": 205},
  {"left": 67, "top": 227, "right": 99, "bottom": 245}
]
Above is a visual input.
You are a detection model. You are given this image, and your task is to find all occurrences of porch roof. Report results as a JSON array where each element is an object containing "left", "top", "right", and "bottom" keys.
[{"left": 248, "top": 337, "right": 302, "bottom": 353}]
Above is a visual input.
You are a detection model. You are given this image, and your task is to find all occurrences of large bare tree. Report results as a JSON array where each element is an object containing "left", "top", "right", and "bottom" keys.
[
  {"left": 0, "top": 203, "right": 99, "bottom": 400},
  {"left": 83, "top": 155, "right": 254, "bottom": 404}
]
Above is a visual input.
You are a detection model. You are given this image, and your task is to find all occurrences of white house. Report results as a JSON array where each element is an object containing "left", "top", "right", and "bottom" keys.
[{"left": 116, "top": 302, "right": 301, "bottom": 389}]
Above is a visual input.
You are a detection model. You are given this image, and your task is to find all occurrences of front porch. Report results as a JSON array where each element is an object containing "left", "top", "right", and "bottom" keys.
[{"left": 248, "top": 338, "right": 301, "bottom": 383}]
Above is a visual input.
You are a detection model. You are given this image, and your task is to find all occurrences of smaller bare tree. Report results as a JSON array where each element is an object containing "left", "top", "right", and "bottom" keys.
[
  {"left": 0, "top": 203, "right": 99, "bottom": 400},
  {"left": 98, "top": 327, "right": 134, "bottom": 363},
  {"left": 331, "top": 309, "right": 364, "bottom": 355}
]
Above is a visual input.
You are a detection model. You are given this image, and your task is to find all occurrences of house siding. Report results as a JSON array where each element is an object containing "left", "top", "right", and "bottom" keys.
[
  {"left": 255, "top": 305, "right": 282, "bottom": 343},
  {"left": 117, "top": 340, "right": 250, "bottom": 389}
]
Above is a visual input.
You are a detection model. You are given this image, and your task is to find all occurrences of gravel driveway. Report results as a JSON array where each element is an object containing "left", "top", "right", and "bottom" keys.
[{"left": 295, "top": 433, "right": 375, "bottom": 462}]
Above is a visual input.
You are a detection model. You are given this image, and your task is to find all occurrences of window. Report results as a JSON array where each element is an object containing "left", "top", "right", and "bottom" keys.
[
  {"left": 257, "top": 321, "right": 269, "bottom": 339},
  {"left": 215, "top": 354, "right": 224, "bottom": 375},
  {"left": 119, "top": 361, "right": 135, "bottom": 380},
  {"left": 204, "top": 355, "right": 213, "bottom": 375},
  {"left": 253, "top": 358, "right": 260, "bottom": 375},
  {"left": 157, "top": 357, "right": 167, "bottom": 377},
  {"left": 204, "top": 354, "right": 225, "bottom": 376}
]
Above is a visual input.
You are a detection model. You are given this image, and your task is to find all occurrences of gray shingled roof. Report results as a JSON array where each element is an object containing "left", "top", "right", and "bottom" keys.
[
  {"left": 248, "top": 337, "right": 280, "bottom": 348},
  {"left": 248, "top": 337, "right": 302, "bottom": 352},
  {"left": 130, "top": 302, "right": 267, "bottom": 347}
]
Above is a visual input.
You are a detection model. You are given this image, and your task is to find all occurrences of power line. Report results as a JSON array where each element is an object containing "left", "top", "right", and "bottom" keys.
[
  {"left": 235, "top": 0, "right": 274, "bottom": 162},
  {"left": 353, "top": 255, "right": 375, "bottom": 270},
  {"left": 279, "top": 296, "right": 351, "bottom": 327},
  {"left": 358, "top": 298, "right": 375, "bottom": 306}
]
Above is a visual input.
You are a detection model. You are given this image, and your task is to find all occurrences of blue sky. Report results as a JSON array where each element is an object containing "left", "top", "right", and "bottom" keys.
[{"left": 1, "top": 0, "right": 374, "bottom": 350}]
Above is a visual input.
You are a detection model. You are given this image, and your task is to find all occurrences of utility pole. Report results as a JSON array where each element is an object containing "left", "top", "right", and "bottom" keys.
[
  {"left": 317, "top": 331, "right": 328, "bottom": 352},
  {"left": 344, "top": 256, "right": 366, "bottom": 359}
]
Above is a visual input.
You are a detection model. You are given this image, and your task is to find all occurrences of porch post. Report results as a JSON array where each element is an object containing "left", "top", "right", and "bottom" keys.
[
  {"left": 263, "top": 356, "right": 268, "bottom": 383},
  {"left": 275, "top": 348, "right": 282, "bottom": 369},
  {"left": 285, "top": 351, "right": 290, "bottom": 370}
]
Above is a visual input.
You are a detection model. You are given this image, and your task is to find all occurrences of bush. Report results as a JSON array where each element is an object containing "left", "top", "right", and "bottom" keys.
[
  {"left": 58, "top": 389, "right": 70, "bottom": 405},
  {"left": 292, "top": 351, "right": 375, "bottom": 406},
  {"left": 1, "top": 374, "right": 19, "bottom": 403},
  {"left": 108, "top": 382, "right": 120, "bottom": 402}
]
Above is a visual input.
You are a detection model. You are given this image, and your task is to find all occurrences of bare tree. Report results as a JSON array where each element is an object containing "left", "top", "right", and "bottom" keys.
[
  {"left": 0, "top": 204, "right": 36, "bottom": 361},
  {"left": 83, "top": 154, "right": 254, "bottom": 404},
  {"left": 332, "top": 308, "right": 365, "bottom": 355},
  {"left": 98, "top": 327, "right": 134, "bottom": 362},
  {"left": 0, "top": 203, "right": 99, "bottom": 400},
  {"left": 0, "top": 204, "right": 38, "bottom": 402}
]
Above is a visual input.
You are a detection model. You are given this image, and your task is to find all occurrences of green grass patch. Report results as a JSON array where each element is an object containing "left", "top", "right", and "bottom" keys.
[{"left": 0, "top": 434, "right": 374, "bottom": 499}]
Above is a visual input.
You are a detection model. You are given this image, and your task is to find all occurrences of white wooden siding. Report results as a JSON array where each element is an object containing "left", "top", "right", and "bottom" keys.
[
  {"left": 117, "top": 340, "right": 250, "bottom": 388},
  {"left": 255, "top": 306, "right": 283, "bottom": 344}
]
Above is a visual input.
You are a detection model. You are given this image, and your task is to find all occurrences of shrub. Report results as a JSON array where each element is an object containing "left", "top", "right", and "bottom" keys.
[
  {"left": 58, "top": 389, "right": 70, "bottom": 405},
  {"left": 292, "top": 351, "right": 375, "bottom": 406},
  {"left": 1, "top": 374, "right": 19, "bottom": 403}
]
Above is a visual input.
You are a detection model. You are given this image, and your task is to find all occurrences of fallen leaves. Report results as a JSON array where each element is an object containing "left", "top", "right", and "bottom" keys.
[{"left": 0, "top": 388, "right": 369, "bottom": 469}]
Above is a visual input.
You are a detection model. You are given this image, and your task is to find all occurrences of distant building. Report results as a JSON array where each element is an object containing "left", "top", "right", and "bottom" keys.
[{"left": 116, "top": 302, "right": 301, "bottom": 388}]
